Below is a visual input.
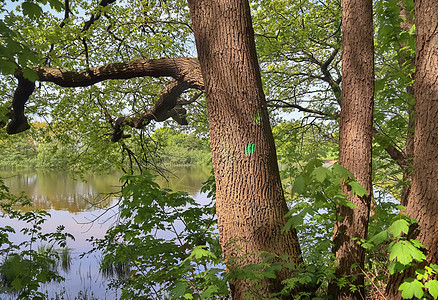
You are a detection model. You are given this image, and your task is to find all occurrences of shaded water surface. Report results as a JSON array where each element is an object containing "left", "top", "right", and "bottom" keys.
[{"left": 0, "top": 166, "right": 211, "bottom": 299}]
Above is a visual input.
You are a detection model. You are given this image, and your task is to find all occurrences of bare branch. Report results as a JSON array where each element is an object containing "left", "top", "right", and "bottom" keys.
[{"left": 267, "top": 99, "right": 339, "bottom": 118}]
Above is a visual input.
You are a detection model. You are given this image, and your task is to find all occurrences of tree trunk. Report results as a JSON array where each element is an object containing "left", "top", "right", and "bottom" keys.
[
  {"left": 330, "top": 0, "right": 374, "bottom": 298},
  {"left": 398, "top": 1, "right": 415, "bottom": 207},
  {"left": 386, "top": 0, "right": 438, "bottom": 298},
  {"left": 405, "top": 0, "right": 438, "bottom": 276},
  {"left": 187, "top": 0, "right": 302, "bottom": 298},
  {"left": 384, "top": 3, "right": 415, "bottom": 296}
]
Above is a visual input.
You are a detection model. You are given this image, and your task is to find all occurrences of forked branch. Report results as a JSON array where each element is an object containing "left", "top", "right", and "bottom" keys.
[{"left": 5, "top": 57, "right": 204, "bottom": 137}]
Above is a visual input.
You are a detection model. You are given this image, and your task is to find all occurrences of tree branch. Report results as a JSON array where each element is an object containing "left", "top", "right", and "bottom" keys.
[
  {"left": 4, "top": 58, "right": 204, "bottom": 135},
  {"left": 33, "top": 57, "right": 203, "bottom": 89},
  {"left": 5, "top": 71, "right": 35, "bottom": 134},
  {"left": 372, "top": 127, "right": 408, "bottom": 169},
  {"left": 82, "top": 0, "right": 117, "bottom": 32},
  {"left": 109, "top": 80, "right": 192, "bottom": 142},
  {"left": 267, "top": 99, "right": 340, "bottom": 118}
]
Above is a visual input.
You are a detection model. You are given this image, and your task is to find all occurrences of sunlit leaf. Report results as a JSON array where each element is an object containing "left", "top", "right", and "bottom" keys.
[
  {"left": 399, "top": 278, "right": 424, "bottom": 299},
  {"left": 390, "top": 240, "right": 426, "bottom": 265},
  {"left": 312, "top": 166, "right": 330, "bottom": 183},
  {"left": 388, "top": 219, "right": 409, "bottom": 237},
  {"left": 425, "top": 280, "right": 438, "bottom": 299},
  {"left": 348, "top": 181, "right": 368, "bottom": 197}
]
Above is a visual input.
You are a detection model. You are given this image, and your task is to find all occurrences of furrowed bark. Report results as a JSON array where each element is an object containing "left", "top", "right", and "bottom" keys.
[
  {"left": 329, "top": 0, "right": 374, "bottom": 298},
  {"left": 385, "top": 0, "right": 438, "bottom": 298},
  {"left": 188, "top": 0, "right": 302, "bottom": 298},
  {"left": 34, "top": 58, "right": 203, "bottom": 89}
]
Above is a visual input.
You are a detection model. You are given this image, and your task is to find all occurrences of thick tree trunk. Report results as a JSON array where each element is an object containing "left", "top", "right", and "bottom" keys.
[
  {"left": 386, "top": 1, "right": 438, "bottom": 298},
  {"left": 405, "top": 0, "right": 438, "bottom": 274},
  {"left": 330, "top": 0, "right": 374, "bottom": 298},
  {"left": 188, "top": 0, "right": 302, "bottom": 298}
]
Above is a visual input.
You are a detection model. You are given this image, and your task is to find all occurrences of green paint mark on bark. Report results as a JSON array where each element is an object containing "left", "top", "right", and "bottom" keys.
[{"left": 245, "top": 143, "right": 256, "bottom": 155}]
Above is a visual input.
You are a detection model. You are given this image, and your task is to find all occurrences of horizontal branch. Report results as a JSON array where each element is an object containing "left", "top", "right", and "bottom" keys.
[
  {"left": 34, "top": 57, "right": 204, "bottom": 90},
  {"left": 267, "top": 99, "right": 340, "bottom": 118}
]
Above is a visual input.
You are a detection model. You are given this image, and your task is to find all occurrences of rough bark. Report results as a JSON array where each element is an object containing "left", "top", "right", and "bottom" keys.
[
  {"left": 386, "top": 0, "right": 438, "bottom": 298},
  {"left": 4, "top": 58, "right": 203, "bottom": 136},
  {"left": 34, "top": 57, "right": 203, "bottom": 88},
  {"left": 188, "top": 0, "right": 302, "bottom": 298},
  {"left": 5, "top": 73, "right": 35, "bottom": 134},
  {"left": 330, "top": 0, "right": 374, "bottom": 298}
]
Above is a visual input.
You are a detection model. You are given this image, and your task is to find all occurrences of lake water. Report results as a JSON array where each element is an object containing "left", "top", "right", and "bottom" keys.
[{"left": 0, "top": 166, "right": 212, "bottom": 299}]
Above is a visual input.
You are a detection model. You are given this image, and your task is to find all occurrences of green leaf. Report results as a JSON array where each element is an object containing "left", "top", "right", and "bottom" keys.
[
  {"left": 22, "top": 67, "right": 38, "bottom": 81},
  {"left": 408, "top": 24, "right": 415, "bottom": 35},
  {"left": 47, "top": 0, "right": 64, "bottom": 11},
  {"left": 172, "top": 281, "right": 188, "bottom": 298},
  {"left": 312, "top": 166, "right": 329, "bottom": 183},
  {"left": 388, "top": 219, "right": 409, "bottom": 237},
  {"left": 263, "top": 269, "right": 277, "bottom": 279},
  {"left": 22, "top": 2, "right": 43, "bottom": 19},
  {"left": 399, "top": 278, "right": 424, "bottom": 299},
  {"left": 332, "top": 164, "right": 354, "bottom": 180},
  {"left": 338, "top": 198, "right": 358, "bottom": 209},
  {"left": 375, "top": 79, "right": 385, "bottom": 92},
  {"left": 201, "top": 285, "right": 219, "bottom": 298},
  {"left": 37, "top": 271, "right": 48, "bottom": 282},
  {"left": 292, "top": 175, "right": 306, "bottom": 195},
  {"left": 431, "top": 264, "right": 438, "bottom": 273},
  {"left": 190, "top": 246, "right": 217, "bottom": 260},
  {"left": 410, "top": 239, "right": 425, "bottom": 249},
  {"left": 11, "top": 277, "right": 22, "bottom": 290},
  {"left": 425, "top": 280, "right": 438, "bottom": 299},
  {"left": 390, "top": 240, "right": 426, "bottom": 265},
  {"left": 283, "top": 216, "right": 296, "bottom": 232},
  {"left": 396, "top": 205, "right": 407, "bottom": 210},
  {"left": 389, "top": 261, "right": 406, "bottom": 275},
  {"left": 348, "top": 181, "right": 368, "bottom": 197},
  {"left": 368, "top": 230, "right": 389, "bottom": 245},
  {"left": 0, "top": 60, "right": 17, "bottom": 75}
]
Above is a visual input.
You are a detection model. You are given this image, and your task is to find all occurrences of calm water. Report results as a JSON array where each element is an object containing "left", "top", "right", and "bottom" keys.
[{"left": 0, "top": 166, "right": 211, "bottom": 299}]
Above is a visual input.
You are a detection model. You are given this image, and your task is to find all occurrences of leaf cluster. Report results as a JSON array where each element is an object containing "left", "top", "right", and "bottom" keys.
[
  {"left": 89, "top": 171, "right": 225, "bottom": 299},
  {"left": 0, "top": 178, "right": 74, "bottom": 299}
]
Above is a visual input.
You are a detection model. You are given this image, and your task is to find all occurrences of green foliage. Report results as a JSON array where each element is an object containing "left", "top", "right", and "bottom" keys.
[
  {"left": 0, "top": 178, "right": 74, "bottom": 299},
  {"left": 253, "top": 0, "right": 342, "bottom": 116},
  {"left": 399, "top": 278, "right": 424, "bottom": 299},
  {"left": 90, "top": 171, "right": 225, "bottom": 299},
  {"left": 396, "top": 266, "right": 438, "bottom": 299},
  {"left": 284, "top": 158, "right": 366, "bottom": 235},
  {"left": 152, "top": 127, "right": 211, "bottom": 166},
  {"left": 0, "top": 0, "right": 64, "bottom": 78},
  {"left": 0, "top": 0, "right": 428, "bottom": 298},
  {"left": 372, "top": 0, "right": 416, "bottom": 198},
  {"left": 362, "top": 210, "right": 438, "bottom": 299}
]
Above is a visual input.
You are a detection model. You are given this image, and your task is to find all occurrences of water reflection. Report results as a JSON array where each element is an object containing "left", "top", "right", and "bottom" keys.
[
  {"left": 155, "top": 165, "right": 212, "bottom": 194},
  {"left": 0, "top": 166, "right": 212, "bottom": 213},
  {"left": 0, "top": 166, "right": 212, "bottom": 299}
]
